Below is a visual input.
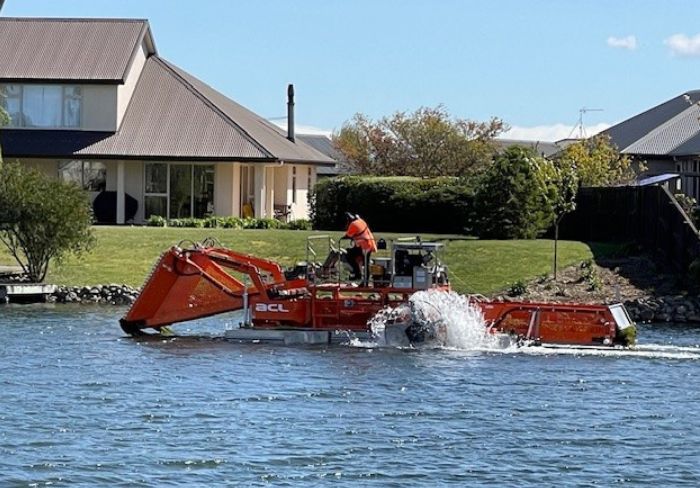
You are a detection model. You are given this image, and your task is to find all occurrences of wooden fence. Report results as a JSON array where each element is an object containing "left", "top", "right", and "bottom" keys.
[{"left": 558, "top": 185, "right": 700, "bottom": 273}]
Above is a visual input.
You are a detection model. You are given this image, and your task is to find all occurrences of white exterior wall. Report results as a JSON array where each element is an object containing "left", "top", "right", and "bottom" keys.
[
  {"left": 125, "top": 161, "right": 144, "bottom": 223},
  {"left": 82, "top": 85, "right": 118, "bottom": 131},
  {"left": 289, "top": 164, "right": 315, "bottom": 220},
  {"left": 117, "top": 41, "right": 148, "bottom": 128},
  {"left": 273, "top": 166, "right": 288, "bottom": 206},
  {"left": 214, "top": 162, "right": 240, "bottom": 217}
]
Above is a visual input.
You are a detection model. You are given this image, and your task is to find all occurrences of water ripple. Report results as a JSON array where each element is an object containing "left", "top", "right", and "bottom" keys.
[{"left": 1, "top": 306, "right": 700, "bottom": 486}]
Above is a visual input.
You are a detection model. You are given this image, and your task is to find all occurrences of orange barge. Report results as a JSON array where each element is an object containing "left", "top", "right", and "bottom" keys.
[{"left": 120, "top": 236, "right": 636, "bottom": 347}]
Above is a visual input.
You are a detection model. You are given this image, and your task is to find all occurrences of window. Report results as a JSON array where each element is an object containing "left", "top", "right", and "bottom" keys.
[
  {"left": 0, "top": 84, "right": 82, "bottom": 128},
  {"left": 307, "top": 166, "right": 312, "bottom": 191},
  {"left": 144, "top": 163, "right": 215, "bottom": 219},
  {"left": 292, "top": 166, "right": 297, "bottom": 204},
  {"left": 144, "top": 163, "right": 168, "bottom": 219},
  {"left": 58, "top": 161, "right": 106, "bottom": 191}
]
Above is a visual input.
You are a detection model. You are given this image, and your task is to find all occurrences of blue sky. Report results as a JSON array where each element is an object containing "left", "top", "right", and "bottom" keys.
[{"left": 6, "top": 0, "right": 700, "bottom": 140}]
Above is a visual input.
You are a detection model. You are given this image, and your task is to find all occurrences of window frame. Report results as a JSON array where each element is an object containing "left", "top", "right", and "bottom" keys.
[
  {"left": 1, "top": 83, "right": 83, "bottom": 129},
  {"left": 58, "top": 160, "right": 106, "bottom": 192},
  {"left": 143, "top": 162, "right": 215, "bottom": 219}
]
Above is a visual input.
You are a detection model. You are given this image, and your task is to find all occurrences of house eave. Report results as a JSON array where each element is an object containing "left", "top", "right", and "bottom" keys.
[
  {"left": 2, "top": 151, "right": 280, "bottom": 163},
  {"left": 0, "top": 77, "right": 124, "bottom": 85}
]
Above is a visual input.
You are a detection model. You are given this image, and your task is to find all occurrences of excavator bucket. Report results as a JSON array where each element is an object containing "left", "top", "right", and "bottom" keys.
[{"left": 120, "top": 246, "right": 253, "bottom": 334}]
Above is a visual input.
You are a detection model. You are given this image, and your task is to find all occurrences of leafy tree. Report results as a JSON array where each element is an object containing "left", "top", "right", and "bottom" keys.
[
  {"left": 549, "top": 159, "right": 579, "bottom": 279},
  {"left": 558, "top": 134, "right": 637, "bottom": 186},
  {"left": 333, "top": 106, "right": 506, "bottom": 177},
  {"left": 474, "top": 146, "right": 559, "bottom": 239},
  {"left": 0, "top": 161, "right": 94, "bottom": 282}
]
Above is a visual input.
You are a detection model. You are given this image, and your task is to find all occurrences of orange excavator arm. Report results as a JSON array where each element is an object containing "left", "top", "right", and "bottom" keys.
[{"left": 119, "top": 242, "right": 289, "bottom": 334}]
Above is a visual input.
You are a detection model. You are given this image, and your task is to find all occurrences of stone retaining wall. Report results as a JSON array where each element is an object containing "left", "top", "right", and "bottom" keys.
[
  {"left": 50, "top": 285, "right": 139, "bottom": 305},
  {"left": 624, "top": 296, "right": 700, "bottom": 324}
]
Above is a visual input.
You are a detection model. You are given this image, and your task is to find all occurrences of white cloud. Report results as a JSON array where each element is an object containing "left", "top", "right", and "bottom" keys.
[
  {"left": 501, "top": 123, "right": 611, "bottom": 142},
  {"left": 607, "top": 35, "right": 637, "bottom": 50},
  {"left": 664, "top": 33, "right": 700, "bottom": 57}
]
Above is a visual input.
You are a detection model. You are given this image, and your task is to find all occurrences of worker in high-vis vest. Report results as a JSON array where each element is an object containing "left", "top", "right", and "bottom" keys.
[{"left": 343, "top": 213, "right": 377, "bottom": 282}]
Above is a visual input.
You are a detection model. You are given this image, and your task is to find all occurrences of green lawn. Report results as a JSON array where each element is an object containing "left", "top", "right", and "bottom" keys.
[{"left": 0, "top": 226, "right": 600, "bottom": 295}]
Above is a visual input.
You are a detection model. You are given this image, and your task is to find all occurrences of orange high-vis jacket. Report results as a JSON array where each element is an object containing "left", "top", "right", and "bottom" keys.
[{"left": 344, "top": 217, "right": 378, "bottom": 253}]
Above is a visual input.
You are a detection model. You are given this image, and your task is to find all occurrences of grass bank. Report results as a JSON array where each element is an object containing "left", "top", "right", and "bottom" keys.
[{"left": 0, "top": 226, "right": 601, "bottom": 295}]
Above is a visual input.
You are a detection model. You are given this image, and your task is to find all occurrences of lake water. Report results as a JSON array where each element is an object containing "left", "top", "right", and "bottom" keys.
[{"left": 2, "top": 304, "right": 700, "bottom": 486}]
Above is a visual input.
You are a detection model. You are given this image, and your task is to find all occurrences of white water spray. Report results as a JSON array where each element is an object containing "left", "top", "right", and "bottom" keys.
[{"left": 368, "top": 290, "right": 503, "bottom": 350}]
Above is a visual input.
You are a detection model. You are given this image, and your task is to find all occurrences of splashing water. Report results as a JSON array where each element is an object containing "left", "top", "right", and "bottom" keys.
[{"left": 368, "top": 290, "right": 504, "bottom": 350}]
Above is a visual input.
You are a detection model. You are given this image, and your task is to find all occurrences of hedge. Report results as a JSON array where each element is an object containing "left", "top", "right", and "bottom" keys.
[
  {"left": 145, "top": 215, "right": 312, "bottom": 230},
  {"left": 310, "top": 176, "right": 475, "bottom": 233}
]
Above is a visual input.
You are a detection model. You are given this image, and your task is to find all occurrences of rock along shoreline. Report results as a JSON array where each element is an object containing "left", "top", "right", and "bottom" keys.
[{"left": 50, "top": 284, "right": 139, "bottom": 306}]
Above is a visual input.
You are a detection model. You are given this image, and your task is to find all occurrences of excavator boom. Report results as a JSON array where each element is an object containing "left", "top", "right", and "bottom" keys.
[{"left": 119, "top": 243, "right": 289, "bottom": 334}]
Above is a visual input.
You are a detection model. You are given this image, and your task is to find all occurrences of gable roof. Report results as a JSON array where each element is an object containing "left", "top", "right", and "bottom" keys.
[
  {"left": 162, "top": 60, "right": 334, "bottom": 163},
  {"left": 605, "top": 90, "right": 700, "bottom": 157},
  {"left": 0, "top": 17, "right": 156, "bottom": 83},
  {"left": 1, "top": 56, "right": 335, "bottom": 163}
]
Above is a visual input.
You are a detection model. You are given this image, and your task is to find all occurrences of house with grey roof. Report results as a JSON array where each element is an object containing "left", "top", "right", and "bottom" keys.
[
  {"left": 493, "top": 138, "right": 565, "bottom": 158},
  {"left": 0, "top": 17, "right": 334, "bottom": 223},
  {"left": 605, "top": 90, "right": 700, "bottom": 199},
  {"left": 296, "top": 134, "right": 350, "bottom": 178}
]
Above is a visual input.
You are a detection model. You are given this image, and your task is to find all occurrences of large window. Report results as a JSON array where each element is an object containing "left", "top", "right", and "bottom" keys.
[
  {"left": 58, "top": 160, "right": 106, "bottom": 192},
  {"left": 1, "top": 84, "right": 81, "bottom": 128},
  {"left": 144, "top": 163, "right": 214, "bottom": 219}
]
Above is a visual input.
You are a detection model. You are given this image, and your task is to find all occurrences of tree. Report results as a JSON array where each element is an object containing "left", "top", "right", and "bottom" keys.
[
  {"left": 0, "top": 161, "right": 94, "bottom": 282},
  {"left": 549, "top": 159, "right": 579, "bottom": 279},
  {"left": 558, "top": 134, "right": 637, "bottom": 186},
  {"left": 474, "top": 146, "right": 559, "bottom": 239},
  {"left": 333, "top": 106, "right": 506, "bottom": 177}
]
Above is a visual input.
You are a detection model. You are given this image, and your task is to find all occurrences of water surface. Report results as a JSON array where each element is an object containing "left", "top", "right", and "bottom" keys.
[{"left": 1, "top": 305, "right": 700, "bottom": 486}]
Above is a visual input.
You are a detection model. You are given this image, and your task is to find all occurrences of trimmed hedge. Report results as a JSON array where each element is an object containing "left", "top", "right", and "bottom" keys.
[
  {"left": 310, "top": 176, "right": 475, "bottom": 233},
  {"left": 145, "top": 215, "right": 312, "bottom": 230}
]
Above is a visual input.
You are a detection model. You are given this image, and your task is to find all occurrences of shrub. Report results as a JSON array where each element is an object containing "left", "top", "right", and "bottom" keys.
[
  {"left": 507, "top": 280, "right": 527, "bottom": 296},
  {"left": 310, "top": 176, "right": 475, "bottom": 233},
  {"left": 243, "top": 218, "right": 284, "bottom": 229},
  {"left": 167, "top": 218, "right": 204, "bottom": 228},
  {"left": 143, "top": 216, "right": 303, "bottom": 230},
  {"left": 220, "top": 217, "right": 243, "bottom": 229},
  {"left": 580, "top": 259, "right": 602, "bottom": 291},
  {"left": 146, "top": 215, "right": 167, "bottom": 227},
  {"left": 0, "top": 161, "right": 94, "bottom": 282},
  {"left": 474, "top": 146, "right": 557, "bottom": 239},
  {"left": 286, "top": 219, "right": 312, "bottom": 230}
]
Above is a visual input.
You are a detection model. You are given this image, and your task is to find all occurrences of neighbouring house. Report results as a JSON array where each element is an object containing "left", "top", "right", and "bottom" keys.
[
  {"left": 0, "top": 17, "right": 335, "bottom": 223},
  {"left": 494, "top": 138, "right": 565, "bottom": 158},
  {"left": 296, "top": 134, "right": 351, "bottom": 179},
  {"left": 605, "top": 90, "right": 700, "bottom": 200}
]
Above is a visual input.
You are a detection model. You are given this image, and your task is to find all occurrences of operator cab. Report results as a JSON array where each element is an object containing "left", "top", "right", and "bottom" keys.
[
  {"left": 295, "top": 235, "right": 449, "bottom": 290},
  {"left": 371, "top": 239, "right": 449, "bottom": 289}
]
